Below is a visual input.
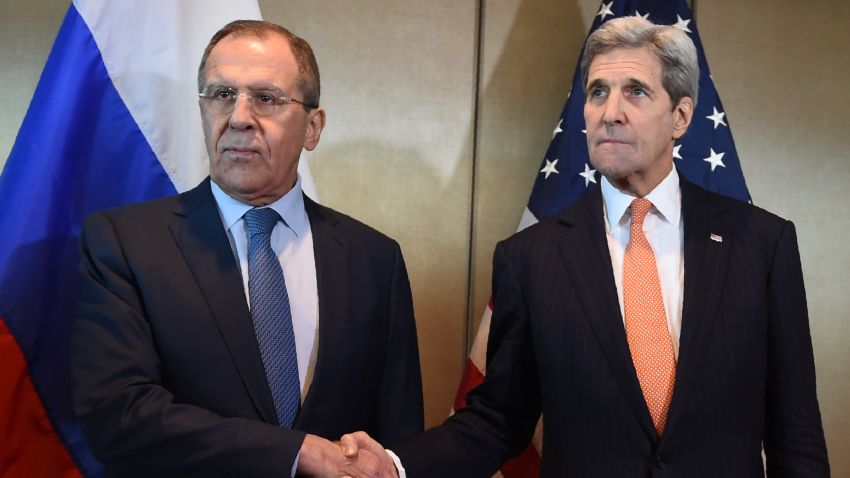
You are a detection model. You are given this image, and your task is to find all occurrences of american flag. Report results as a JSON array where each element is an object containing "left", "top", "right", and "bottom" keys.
[{"left": 452, "top": 1, "right": 749, "bottom": 476}]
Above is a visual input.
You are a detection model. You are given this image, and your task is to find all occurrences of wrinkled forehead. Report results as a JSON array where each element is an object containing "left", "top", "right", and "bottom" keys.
[
  {"left": 586, "top": 46, "right": 662, "bottom": 85},
  {"left": 204, "top": 34, "right": 297, "bottom": 88}
]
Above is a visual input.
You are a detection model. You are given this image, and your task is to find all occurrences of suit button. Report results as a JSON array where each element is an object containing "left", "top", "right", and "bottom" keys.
[{"left": 654, "top": 456, "right": 665, "bottom": 469}]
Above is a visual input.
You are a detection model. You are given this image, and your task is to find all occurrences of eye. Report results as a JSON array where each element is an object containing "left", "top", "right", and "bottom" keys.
[
  {"left": 212, "top": 87, "right": 236, "bottom": 101},
  {"left": 255, "top": 92, "right": 278, "bottom": 104},
  {"left": 588, "top": 87, "right": 608, "bottom": 104},
  {"left": 630, "top": 86, "right": 647, "bottom": 97}
]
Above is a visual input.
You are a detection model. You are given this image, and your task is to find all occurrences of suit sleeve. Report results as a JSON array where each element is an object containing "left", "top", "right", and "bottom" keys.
[
  {"left": 372, "top": 242, "right": 424, "bottom": 445},
  {"left": 394, "top": 241, "right": 540, "bottom": 477},
  {"left": 71, "top": 212, "right": 304, "bottom": 477},
  {"left": 763, "top": 221, "right": 830, "bottom": 477}
]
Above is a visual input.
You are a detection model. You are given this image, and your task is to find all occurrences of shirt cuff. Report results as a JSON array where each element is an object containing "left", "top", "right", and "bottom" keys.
[
  {"left": 385, "top": 449, "right": 406, "bottom": 478},
  {"left": 291, "top": 450, "right": 300, "bottom": 478}
]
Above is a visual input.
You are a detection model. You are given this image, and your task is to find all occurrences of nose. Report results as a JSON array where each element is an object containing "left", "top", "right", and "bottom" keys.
[
  {"left": 228, "top": 94, "right": 256, "bottom": 129},
  {"left": 601, "top": 91, "right": 626, "bottom": 126}
]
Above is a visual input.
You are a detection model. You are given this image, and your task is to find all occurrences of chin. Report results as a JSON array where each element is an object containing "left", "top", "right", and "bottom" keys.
[
  {"left": 589, "top": 158, "right": 616, "bottom": 178},
  {"left": 213, "top": 172, "right": 257, "bottom": 193},
  {"left": 231, "top": 180, "right": 265, "bottom": 196},
  {"left": 592, "top": 155, "right": 637, "bottom": 178}
]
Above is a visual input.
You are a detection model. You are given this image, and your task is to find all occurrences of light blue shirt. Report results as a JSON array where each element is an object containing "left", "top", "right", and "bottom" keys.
[{"left": 210, "top": 176, "right": 319, "bottom": 399}]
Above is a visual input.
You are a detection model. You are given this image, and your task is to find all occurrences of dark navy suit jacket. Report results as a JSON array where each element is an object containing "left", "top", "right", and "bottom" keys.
[
  {"left": 397, "top": 175, "right": 828, "bottom": 477},
  {"left": 72, "top": 178, "right": 423, "bottom": 477}
]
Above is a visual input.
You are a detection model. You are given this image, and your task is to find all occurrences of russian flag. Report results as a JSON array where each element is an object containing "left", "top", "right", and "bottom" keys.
[{"left": 0, "top": 2, "right": 316, "bottom": 476}]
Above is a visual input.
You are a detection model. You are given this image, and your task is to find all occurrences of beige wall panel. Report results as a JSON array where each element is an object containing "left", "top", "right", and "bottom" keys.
[
  {"left": 0, "top": 0, "right": 66, "bottom": 163},
  {"left": 260, "top": 0, "right": 478, "bottom": 426},
  {"left": 470, "top": 0, "right": 601, "bottom": 343},
  {"left": 697, "top": 0, "right": 850, "bottom": 471}
]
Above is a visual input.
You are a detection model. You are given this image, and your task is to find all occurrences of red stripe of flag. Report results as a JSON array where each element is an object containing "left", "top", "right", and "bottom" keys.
[
  {"left": 453, "top": 357, "right": 541, "bottom": 478},
  {"left": 453, "top": 359, "right": 484, "bottom": 412},
  {"left": 498, "top": 444, "right": 541, "bottom": 478},
  {"left": 0, "top": 318, "right": 82, "bottom": 478}
]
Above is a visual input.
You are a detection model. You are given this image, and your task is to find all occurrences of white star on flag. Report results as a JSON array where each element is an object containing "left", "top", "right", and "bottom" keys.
[
  {"left": 540, "top": 158, "right": 559, "bottom": 179},
  {"left": 633, "top": 11, "right": 650, "bottom": 19},
  {"left": 579, "top": 163, "right": 597, "bottom": 187},
  {"left": 597, "top": 1, "right": 614, "bottom": 21},
  {"left": 552, "top": 119, "right": 563, "bottom": 138},
  {"left": 674, "top": 15, "right": 692, "bottom": 33},
  {"left": 704, "top": 148, "right": 726, "bottom": 171},
  {"left": 673, "top": 144, "right": 683, "bottom": 160},
  {"left": 706, "top": 107, "right": 727, "bottom": 129}
]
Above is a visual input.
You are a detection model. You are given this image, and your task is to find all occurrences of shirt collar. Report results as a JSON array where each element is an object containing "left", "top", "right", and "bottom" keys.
[
  {"left": 601, "top": 166, "right": 681, "bottom": 229},
  {"left": 210, "top": 175, "right": 308, "bottom": 236}
]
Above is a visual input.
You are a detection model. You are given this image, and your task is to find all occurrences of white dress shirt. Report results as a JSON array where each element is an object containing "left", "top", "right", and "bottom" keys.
[
  {"left": 210, "top": 176, "right": 319, "bottom": 399},
  {"left": 601, "top": 167, "right": 685, "bottom": 358}
]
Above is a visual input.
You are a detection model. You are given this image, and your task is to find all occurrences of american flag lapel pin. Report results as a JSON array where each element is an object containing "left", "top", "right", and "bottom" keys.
[{"left": 710, "top": 233, "right": 723, "bottom": 243}]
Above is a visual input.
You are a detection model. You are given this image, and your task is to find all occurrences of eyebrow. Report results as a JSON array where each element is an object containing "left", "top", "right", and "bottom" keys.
[
  {"left": 586, "top": 77, "right": 656, "bottom": 97},
  {"left": 627, "top": 78, "right": 655, "bottom": 96},
  {"left": 587, "top": 78, "right": 608, "bottom": 90},
  {"left": 204, "top": 82, "right": 288, "bottom": 94}
]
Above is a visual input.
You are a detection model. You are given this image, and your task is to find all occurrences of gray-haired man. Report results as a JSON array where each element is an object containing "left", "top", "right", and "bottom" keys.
[{"left": 344, "top": 16, "right": 829, "bottom": 478}]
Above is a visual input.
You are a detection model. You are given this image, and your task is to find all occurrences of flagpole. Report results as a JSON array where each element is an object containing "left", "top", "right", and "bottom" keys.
[{"left": 464, "top": 0, "right": 486, "bottom": 356}]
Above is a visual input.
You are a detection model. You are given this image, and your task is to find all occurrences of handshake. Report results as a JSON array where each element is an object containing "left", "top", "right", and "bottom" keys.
[{"left": 298, "top": 431, "right": 401, "bottom": 478}]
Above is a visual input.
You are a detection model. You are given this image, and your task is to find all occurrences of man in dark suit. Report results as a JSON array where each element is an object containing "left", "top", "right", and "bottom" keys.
[
  {"left": 71, "top": 20, "right": 423, "bottom": 477},
  {"left": 344, "top": 16, "right": 828, "bottom": 477}
]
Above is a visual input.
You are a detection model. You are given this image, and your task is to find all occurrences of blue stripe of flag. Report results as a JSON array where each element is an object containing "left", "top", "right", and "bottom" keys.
[
  {"left": 528, "top": 0, "right": 749, "bottom": 221},
  {"left": 0, "top": 4, "right": 178, "bottom": 476}
]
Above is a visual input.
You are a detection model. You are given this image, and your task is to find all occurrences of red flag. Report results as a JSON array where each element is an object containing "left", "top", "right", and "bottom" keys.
[{"left": 451, "top": 305, "right": 542, "bottom": 478}]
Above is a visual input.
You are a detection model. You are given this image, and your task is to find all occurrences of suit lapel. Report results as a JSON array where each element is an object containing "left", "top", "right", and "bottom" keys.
[
  {"left": 556, "top": 186, "right": 657, "bottom": 440},
  {"left": 294, "top": 195, "right": 347, "bottom": 427},
  {"left": 169, "top": 179, "right": 279, "bottom": 424},
  {"left": 664, "top": 175, "right": 732, "bottom": 434}
]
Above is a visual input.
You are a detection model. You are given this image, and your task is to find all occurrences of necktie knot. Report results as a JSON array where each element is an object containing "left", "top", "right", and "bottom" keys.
[
  {"left": 629, "top": 198, "right": 654, "bottom": 243},
  {"left": 245, "top": 207, "right": 280, "bottom": 237},
  {"left": 629, "top": 198, "right": 653, "bottom": 227}
]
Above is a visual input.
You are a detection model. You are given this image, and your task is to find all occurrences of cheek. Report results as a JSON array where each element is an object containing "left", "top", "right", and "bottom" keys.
[
  {"left": 583, "top": 105, "right": 597, "bottom": 126},
  {"left": 266, "top": 127, "right": 303, "bottom": 155},
  {"left": 651, "top": 119, "right": 675, "bottom": 149},
  {"left": 201, "top": 117, "right": 224, "bottom": 150}
]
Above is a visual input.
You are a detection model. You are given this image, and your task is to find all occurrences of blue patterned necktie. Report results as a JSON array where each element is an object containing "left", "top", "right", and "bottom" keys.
[{"left": 244, "top": 207, "right": 300, "bottom": 428}]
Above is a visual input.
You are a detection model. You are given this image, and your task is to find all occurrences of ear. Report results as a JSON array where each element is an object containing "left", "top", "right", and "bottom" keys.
[
  {"left": 303, "top": 107, "right": 326, "bottom": 151},
  {"left": 672, "top": 96, "right": 694, "bottom": 140}
]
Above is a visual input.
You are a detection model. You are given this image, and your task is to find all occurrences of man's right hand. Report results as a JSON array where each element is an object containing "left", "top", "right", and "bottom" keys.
[
  {"left": 339, "top": 432, "right": 399, "bottom": 478},
  {"left": 296, "top": 433, "right": 398, "bottom": 478},
  {"left": 297, "top": 434, "right": 348, "bottom": 477}
]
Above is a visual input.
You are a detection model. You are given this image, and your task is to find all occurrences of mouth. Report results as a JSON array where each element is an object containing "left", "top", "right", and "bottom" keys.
[
  {"left": 596, "top": 138, "right": 632, "bottom": 146},
  {"left": 222, "top": 147, "right": 260, "bottom": 159}
]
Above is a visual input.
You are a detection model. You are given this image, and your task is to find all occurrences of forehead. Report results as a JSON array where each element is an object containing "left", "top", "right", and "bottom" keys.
[
  {"left": 586, "top": 46, "right": 662, "bottom": 85},
  {"left": 204, "top": 33, "right": 297, "bottom": 88}
]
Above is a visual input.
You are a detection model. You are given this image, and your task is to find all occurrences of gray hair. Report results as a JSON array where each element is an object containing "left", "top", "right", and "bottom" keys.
[
  {"left": 198, "top": 20, "right": 320, "bottom": 109},
  {"left": 580, "top": 16, "right": 699, "bottom": 109}
]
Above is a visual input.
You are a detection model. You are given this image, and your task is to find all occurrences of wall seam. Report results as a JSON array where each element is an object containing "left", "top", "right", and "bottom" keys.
[{"left": 464, "top": 0, "right": 486, "bottom": 360}]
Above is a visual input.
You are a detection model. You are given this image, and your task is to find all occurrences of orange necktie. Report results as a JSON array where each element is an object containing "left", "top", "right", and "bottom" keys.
[{"left": 624, "top": 198, "right": 676, "bottom": 435}]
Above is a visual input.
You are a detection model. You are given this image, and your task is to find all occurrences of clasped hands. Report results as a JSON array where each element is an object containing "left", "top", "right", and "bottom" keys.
[{"left": 297, "top": 431, "right": 398, "bottom": 478}]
